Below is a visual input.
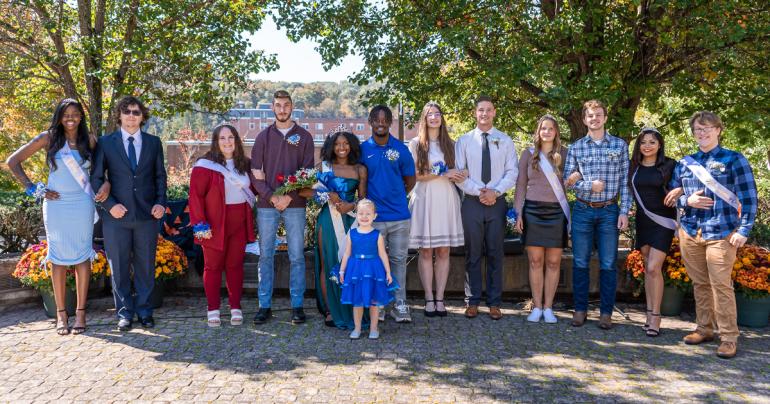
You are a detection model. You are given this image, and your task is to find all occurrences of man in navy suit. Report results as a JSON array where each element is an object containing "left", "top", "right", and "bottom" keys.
[{"left": 91, "top": 96, "right": 167, "bottom": 331}]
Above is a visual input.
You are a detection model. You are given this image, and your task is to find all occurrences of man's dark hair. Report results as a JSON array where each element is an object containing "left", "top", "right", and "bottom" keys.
[
  {"left": 368, "top": 105, "right": 393, "bottom": 124},
  {"left": 475, "top": 95, "right": 494, "bottom": 107},
  {"left": 273, "top": 90, "right": 292, "bottom": 104},
  {"left": 114, "top": 95, "right": 150, "bottom": 126}
]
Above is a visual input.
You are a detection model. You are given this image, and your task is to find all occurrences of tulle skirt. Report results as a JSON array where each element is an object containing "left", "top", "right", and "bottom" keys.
[{"left": 339, "top": 257, "right": 399, "bottom": 308}]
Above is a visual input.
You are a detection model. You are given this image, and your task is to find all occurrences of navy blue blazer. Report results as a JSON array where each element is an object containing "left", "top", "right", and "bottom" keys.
[{"left": 90, "top": 130, "right": 168, "bottom": 222}]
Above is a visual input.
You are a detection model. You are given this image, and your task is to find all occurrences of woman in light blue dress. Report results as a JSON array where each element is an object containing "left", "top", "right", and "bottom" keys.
[{"left": 6, "top": 99, "right": 109, "bottom": 335}]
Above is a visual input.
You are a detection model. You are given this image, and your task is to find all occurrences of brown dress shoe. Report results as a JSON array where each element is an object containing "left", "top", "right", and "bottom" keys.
[
  {"left": 489, "top": 306, "right": 502, "bottom": 320},
  {"left": 717, "top": 341, "right": 737, "bottom": 359},
  {"left": 598, "top": 314, "right": 612, "bottom": 330},
  {"left": 571, "top": 311, "right": 587, "bottom": 327},
  {"left": 465, "top": 305, "right": 479, "bottom": 318},
  {"left": 683, "top": 332, "right": 715, "bottom": 345}
]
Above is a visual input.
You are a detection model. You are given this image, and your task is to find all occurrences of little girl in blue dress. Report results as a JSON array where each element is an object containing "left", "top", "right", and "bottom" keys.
[{"left": 339, "top": 199, "right": 398, "bottom": 339}]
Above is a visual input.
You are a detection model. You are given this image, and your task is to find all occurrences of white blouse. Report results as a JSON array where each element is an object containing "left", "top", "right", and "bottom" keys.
[{"left": 224, "top": 159, "right": 250, "bottom": 205}]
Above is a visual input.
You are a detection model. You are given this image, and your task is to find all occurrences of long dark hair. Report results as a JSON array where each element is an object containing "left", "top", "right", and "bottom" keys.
[
  {"left": 46, "top": 98, "right": 91, "bottom": 171},
  {"left": 201, "top": 124, "right": 250, "bottom": 174},
  {"left": 630, "top": 128, "right": 675, "bottom": 190},
  {"left": 415, "top": 102, "right": 455, "bottom": 174},
  {"left": 320, "top": 131, "right": 361, "bottom": 164}
]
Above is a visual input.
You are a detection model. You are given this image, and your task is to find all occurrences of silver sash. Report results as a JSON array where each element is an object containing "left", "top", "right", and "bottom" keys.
[
  {"left": 315, "top": 161, "right": 357, "bottom": 261},
  {"left": 682, "top": 156, "right": 741, "bottom": 214},
  {"left": 194, "top": 159, "right": 256, "bottom": 208},
  {"left": 530, "top": 148, "right": 571, "bottom": 231},
  {"left": 60, "top": 143, "right": 98, "bottom": 224},
  {"left": 631, "top": 168, "right": 678, "bottom": 231}
]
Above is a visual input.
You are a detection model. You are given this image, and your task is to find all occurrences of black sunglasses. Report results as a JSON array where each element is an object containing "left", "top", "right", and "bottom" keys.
[{"left": 121, "top": 109, "right": 142, "bottom": 116}]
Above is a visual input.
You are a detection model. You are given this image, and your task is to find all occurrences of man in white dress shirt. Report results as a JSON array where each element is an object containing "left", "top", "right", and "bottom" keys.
[{"left": 455, "top": 95, "right": 519, "bottom": 320}]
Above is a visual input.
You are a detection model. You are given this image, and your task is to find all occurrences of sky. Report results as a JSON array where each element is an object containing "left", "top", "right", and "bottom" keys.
[{"left": 248, "top": 19, "right": 364, "bottom": 83}]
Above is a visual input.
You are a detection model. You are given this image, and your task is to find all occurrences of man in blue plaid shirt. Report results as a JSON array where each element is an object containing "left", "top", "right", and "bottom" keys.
[
  {"left": 563, "top": 100, "right": 632, "bottom": 330},
  {"left": 666, "top": 111, "right": 757, "bottom": 359}
]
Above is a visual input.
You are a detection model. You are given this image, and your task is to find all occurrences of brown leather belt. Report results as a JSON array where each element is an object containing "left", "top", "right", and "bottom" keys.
[{"left": 576, "top": 198, "right": 616, "bottom": 208}]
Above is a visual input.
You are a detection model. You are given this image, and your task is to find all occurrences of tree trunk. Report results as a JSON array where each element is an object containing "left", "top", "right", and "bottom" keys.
[{"left": 563, "top": 108, "right": 586, "bottom": 143}]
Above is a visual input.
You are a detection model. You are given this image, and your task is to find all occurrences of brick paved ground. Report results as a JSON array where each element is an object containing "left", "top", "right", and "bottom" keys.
[{"left": 0, "top": 296, "right": 768, "bottom": 403}]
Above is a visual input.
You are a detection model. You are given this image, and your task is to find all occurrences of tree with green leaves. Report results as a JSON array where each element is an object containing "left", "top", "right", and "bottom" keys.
[
  {"left": 273, "top": 0, "right": 770, "bottom": 141},
  {"left": 0, "top": 0, "right": 277, "bottom": 136}
]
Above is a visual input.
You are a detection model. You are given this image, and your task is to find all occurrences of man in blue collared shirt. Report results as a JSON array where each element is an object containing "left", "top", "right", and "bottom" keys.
[
  {"left": 361, "top": 105, "right": 416, "bottom": 323},
  {"left": 668, "top": 111, "right": 757, "bottom": 359},
  {"left": 563, "top": 100, "right": 632, "bottom": 330}
]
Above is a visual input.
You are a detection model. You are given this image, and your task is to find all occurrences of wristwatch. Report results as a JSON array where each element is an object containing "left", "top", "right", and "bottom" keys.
[{"left": 494, "top": 190, "right": 502, "bottom": 198}]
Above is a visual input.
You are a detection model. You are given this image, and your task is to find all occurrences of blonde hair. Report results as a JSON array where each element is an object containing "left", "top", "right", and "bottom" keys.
[
  {"left": 531, "top": 115, "right": 563, "bottom": 175},
  {"left": 582, "top": 99, "right": 607, "bottom": 118},
  {"left": 356, "top": 198, "right": 376, "bottom": 213},
  {"left": 689, "top": 111, "right": 724, "bottom": 131}
]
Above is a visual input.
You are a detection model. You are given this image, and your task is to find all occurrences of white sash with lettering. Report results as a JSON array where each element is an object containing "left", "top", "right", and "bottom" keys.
[
  {"left": 60, "top": 143, "right": 99, "bottom": 224},
  {"left": 314, "top": 161, "right": 357, "bottom": 261},
  {"left": 530, "top": 148, "right": 571, "bottom": 232},
  {"left": 194, "top": 159, "right": 256, "bottom": 208},
  {"left": 682, "top": 156, "right": 741, "bottom": 214},
  {"left": 631, "top": 168, "right": 678, "bottom": 231}
]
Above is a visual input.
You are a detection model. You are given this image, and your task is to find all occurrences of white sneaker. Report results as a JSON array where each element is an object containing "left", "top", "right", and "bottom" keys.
[
  {"left": 527, "top": 307, "right": 543, "bottom": 323},
  {"left": 543, "top": 308, "right": 558, "bottom": 324},
  {"left": 390, "top": 300, "right": 412, "bottom": 323}
]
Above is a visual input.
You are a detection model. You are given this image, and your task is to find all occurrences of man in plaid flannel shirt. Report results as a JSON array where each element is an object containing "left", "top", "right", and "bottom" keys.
[
  {"left": 666, "top": 111, "right": 757, "bottom": 359},
  {"left": 563, "top": 100, "right": 632, "bottom": 330}
]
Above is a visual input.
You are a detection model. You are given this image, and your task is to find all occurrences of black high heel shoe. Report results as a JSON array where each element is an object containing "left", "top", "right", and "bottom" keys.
[
  {"left": 646, "top": 313, "right": 662, "bottom": 337},
  {"left": 56, "top": 310, "right": 70, "bottom": 335},
  {"left": 324, "top": 312, "right": 335, "bottom": 327},
  {"left": 72, "top": 308, "right": 86, "bottom": 335},
  {"left": 435, "top": 300, "right": 448, "bottom": 317},
  {"left": 424, "top": 299, "right": 437, "bottom": 317}
]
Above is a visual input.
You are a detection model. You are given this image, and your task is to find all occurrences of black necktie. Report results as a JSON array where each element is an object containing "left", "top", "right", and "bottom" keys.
[
  {"left": 481, "top": 132, "right": 491, "bottom": 185},
  {"left": 128, "top": 136, "right": 138, "bottom": 172}
]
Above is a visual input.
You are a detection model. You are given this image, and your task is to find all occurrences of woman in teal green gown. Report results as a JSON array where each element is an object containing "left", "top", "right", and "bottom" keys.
[{"left": 313, "top": 130, "right": 367, "bottom": 329}]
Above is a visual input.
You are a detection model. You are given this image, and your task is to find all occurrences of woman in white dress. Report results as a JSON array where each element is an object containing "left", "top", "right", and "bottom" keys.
[{"left": 408, "top": 102, "right": 466, "bottom": 317}]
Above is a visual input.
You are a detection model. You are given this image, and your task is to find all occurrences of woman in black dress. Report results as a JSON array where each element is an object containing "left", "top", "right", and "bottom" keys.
[{"left": 630, "top": 128, "right": 677, "bottom": 337}]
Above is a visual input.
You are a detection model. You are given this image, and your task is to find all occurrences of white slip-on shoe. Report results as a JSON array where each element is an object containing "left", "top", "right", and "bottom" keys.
[
  {"left": 527, "top": 307, "right": 543, "bottom": 323},
  {"left": 543, "top": 308, "right": 558, "bottom": 324}
]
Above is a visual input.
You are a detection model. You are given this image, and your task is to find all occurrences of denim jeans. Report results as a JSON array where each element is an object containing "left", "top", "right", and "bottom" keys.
[
  {"left": 257, "top": 207, "right": 306, "bottom": 308},
  {"left": 571, "top": 201, "right": 619, "bottom": 315},
  {"left": 372, "top": 219, "right": 410, "bottom": 302}
]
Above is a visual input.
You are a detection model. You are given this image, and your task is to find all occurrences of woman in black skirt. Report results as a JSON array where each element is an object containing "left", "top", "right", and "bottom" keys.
[
  {"left": 630, "top": 127, "right": 677, "bottom": 337},
  {"left": 513, "top": 115, "right": 569, "bottom": 324}
]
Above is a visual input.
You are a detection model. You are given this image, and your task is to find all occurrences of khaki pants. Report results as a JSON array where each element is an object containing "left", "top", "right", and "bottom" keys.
[{"left": 678, "top": 228, "right": 739, "bottom": 343}]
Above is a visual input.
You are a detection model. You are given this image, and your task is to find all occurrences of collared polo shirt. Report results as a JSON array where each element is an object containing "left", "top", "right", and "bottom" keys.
[{"left": 361, "top": 134, "right": 415, "bottom": 222}]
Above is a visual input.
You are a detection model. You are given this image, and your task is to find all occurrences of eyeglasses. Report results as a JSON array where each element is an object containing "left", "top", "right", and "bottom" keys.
[
  {"left": 121, "top": 109, "right": 142, "bottom": 116},
  {"left": 427, "top": 112, "right": 442, "bottom": 118},
  {"left": 692, "top": 126, "right": 717, "bottom": 134}
]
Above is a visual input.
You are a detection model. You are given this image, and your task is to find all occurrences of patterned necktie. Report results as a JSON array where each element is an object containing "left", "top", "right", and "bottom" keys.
[
  {"left": 127, "top": 136, "right": 138, "bottom": 172},
  {"left": 481, "top": 132, "right": 491, "bottom": 185}
]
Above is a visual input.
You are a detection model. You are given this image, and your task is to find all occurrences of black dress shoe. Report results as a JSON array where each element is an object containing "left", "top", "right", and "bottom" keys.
[
  {"left": 291, "top": 308, "right": 306, "bottom": 324},
  {"left": 253, "top": 308, "right": 272, "bottom": 325},
  {"left": 117, "top": 318, "right": 132, "bottom": 331},
  {"left": 139, "top": 316, "right": 155, "bottom": 328}
]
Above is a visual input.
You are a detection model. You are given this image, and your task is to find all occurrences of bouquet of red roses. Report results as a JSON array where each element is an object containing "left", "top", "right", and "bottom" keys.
[{"left": 274, "top": 168, "right": 318, "bottom": 196}]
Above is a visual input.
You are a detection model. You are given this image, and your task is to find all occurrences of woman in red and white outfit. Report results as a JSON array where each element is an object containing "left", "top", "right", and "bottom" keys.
[{"left": 189, "top": 124, "right": 256, "bottom": 327}]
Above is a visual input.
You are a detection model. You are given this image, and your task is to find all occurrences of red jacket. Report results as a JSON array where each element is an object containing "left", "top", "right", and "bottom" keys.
[{"left": 188, "top": 166, "right": 256, "bottom": 251}]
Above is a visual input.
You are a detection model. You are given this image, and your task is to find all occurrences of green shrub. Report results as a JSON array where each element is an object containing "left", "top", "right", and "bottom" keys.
[{"left": 0, "top": 192, "right": 43, "bottom": 253}]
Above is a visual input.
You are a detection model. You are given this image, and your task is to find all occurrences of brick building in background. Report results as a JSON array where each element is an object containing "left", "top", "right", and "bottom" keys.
[
  {"left": 226, "top": 103, "right": 417, "bottom": 141},
  {"left": 165, "top": 103, "right": 418, "bottom": 172}
]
